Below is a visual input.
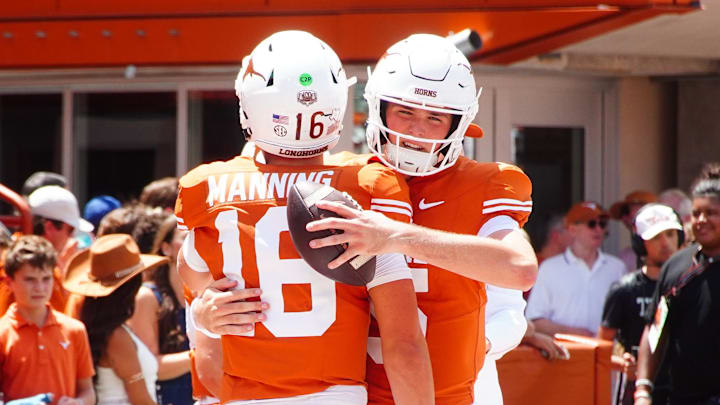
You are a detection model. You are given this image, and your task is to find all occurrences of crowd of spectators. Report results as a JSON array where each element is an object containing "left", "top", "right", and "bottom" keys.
[{"left": 0, "top": 173, "right": 192, "bottom": 405}]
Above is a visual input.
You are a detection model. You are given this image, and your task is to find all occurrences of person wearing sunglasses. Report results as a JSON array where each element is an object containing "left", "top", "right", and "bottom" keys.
[{"left": 526, "top": 202, "right": 626, "bottom": 337}]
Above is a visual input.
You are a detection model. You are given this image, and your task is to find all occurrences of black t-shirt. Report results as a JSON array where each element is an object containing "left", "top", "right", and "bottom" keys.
[
  {"left": 603, "top": 269, "right": 671, "bottom": 404},
  {"left": 647, "top": 244, "right": 720, "bottom": 401},
  {"left": 602, "top": 270, "right": 656, "bottom": 354}
]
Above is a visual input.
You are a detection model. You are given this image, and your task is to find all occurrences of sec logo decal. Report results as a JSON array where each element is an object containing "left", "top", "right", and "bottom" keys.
[{"left": 274, "top": 125, "right": 288, "bottom": 137}]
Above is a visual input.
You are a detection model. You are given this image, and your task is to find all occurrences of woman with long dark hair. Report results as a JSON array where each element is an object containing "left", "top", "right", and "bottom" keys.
[
  {"left": 63, "top": 234, "right": 167, "bottom": 405},
  {"left": 128, "top": 212, "right": 192, "bottom": 405}
]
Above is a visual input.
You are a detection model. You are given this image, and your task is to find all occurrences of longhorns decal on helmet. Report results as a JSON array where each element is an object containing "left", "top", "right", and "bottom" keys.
[
  {"left": 243, "top": 58, "right": 266, "bottom": 82},
  {"left": 414, "top": 88, "right": 437, "bottom": 97}
]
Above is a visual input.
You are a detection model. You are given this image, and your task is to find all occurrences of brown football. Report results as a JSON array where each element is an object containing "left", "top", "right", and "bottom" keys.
[{"left": 287, "top": 181, "right": 376, "bottom": 286}]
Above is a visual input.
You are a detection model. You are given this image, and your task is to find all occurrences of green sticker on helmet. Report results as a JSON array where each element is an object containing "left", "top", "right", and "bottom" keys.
[{"left": 299, "top": 73, "right": 313, "bottom": 86}]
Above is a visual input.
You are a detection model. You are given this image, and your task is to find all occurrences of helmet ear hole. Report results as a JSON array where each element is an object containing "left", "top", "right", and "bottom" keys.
[
  {"left": 437, "top": 114, "right": 463, "bottom": 157},
  {"left": 379, "top": 101, "right": 389, "bottom": 145},
  {"left": 447, "top": 114, "right": 462, "bottom": 138}
]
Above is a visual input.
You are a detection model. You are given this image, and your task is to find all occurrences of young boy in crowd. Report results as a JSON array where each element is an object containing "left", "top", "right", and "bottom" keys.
[{"left": 0, "top": 235, "right": 95, "bottom": 405}]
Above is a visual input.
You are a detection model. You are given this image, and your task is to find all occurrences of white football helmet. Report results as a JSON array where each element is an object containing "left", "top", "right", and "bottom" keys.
[
  {"left": 235, "top": 31, "right": 353, "bottom": 158},
  {"left": 365, "top": 34, "right": 480, "bottom": 176}
]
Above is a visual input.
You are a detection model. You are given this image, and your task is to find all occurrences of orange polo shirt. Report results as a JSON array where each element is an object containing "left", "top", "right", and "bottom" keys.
[{"left": 0, "top": 303, "right": 95, "bottom": 404}]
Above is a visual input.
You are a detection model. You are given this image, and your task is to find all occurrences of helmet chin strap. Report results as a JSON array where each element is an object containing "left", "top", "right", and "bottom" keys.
[{"left": 383, "top": 142, "right": 441, "bottom": 173}]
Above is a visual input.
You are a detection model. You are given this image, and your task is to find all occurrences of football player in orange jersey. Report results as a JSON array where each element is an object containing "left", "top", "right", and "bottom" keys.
[
  {"left": 307, "top": 34, "right": 538, "bottom": 405},
  {"left": 175, "top": 31, "right": 433, "bottom": 405}
]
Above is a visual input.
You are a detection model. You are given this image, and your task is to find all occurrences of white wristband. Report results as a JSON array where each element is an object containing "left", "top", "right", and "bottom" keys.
[
  {"left": 633, "top": 391, "right": 651, "bottom": 401},
  {"left": 635, "top": 378, "right": 654, "bottom": 391},
  {"left": 189, "top": 299, "right": 221, "bottom": 339}
]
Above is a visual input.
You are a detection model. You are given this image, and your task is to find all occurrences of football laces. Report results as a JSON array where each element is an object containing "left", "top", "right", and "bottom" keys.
[{"left": 341, "top": 192, "right": 363, "bottom": 211}]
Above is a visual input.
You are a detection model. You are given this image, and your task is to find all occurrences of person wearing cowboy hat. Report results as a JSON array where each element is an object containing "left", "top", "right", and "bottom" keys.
[
  {"left": 63, "top": 234, "right": 167, "bottom": 405},
  {"left": 609, "top": 190, "right": 659, "bottom": 273}
]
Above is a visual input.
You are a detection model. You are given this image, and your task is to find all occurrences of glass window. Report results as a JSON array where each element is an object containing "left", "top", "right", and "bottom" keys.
[
  {"left": 73, "top": 92, "right": 176, "bottom": 205},
  {"left": 188, "top": 90, "right": 245, "bottom": 167},
  {"left": 0, "top": 94, "right": 62, "bottom": 198},
  {"left": 512, "top": 126, "right": 585, "bottom": 250}
]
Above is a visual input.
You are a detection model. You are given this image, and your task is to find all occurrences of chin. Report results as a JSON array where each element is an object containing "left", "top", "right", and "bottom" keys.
[{"left": 31, "top": 297, "right": 50, "bottom": 305}]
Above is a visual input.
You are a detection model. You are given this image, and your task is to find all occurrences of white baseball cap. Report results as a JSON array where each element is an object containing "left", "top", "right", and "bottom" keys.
[
  {"left": 635, "top": 203, "right": 682, "bottom": 241},
  {"left": 28, "top": 185, "right": 94, "bottom": 233}
]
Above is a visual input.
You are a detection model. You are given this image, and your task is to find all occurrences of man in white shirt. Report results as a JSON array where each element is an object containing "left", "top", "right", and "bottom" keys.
[{"left": 526, "top": 202, "right": 626, "bottom": 336}]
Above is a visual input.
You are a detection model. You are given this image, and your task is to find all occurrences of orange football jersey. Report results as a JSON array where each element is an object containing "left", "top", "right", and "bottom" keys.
[
  {"left": 175, "top": 155, "right": 412, "bottom": 402},
  {"left": 361, "top": 156, "right": 533, "bottom": 405}
]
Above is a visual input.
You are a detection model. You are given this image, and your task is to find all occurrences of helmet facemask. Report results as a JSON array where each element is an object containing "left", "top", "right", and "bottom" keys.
[
  {"left": 364, "top": 34, "right": 480, "bottom": 176},
  {"left": 368, "top": 98, "right": 473, "bottom": 176}
]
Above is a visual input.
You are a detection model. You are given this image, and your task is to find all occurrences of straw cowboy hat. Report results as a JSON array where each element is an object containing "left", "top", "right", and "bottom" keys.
[{"left": 63, "top": 234, "right": 168, "bottom": 297}]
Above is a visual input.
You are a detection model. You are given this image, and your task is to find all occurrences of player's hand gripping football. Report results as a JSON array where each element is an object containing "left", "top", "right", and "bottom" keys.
[
  {"left": 194, "top": 277, "right": 268, "bottom": 335},
  {"left": 306, "top": 200, "right": 400, "bottom": 269}
]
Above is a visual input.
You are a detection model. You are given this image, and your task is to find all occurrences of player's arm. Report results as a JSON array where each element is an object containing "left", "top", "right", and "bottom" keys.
[
  {"left": 195, "top": 333, "right": 223, "bottom": 398},
  {"left": 307, "top": 203, "right": 537, "bottom": 290},
  {"left": 485, "top": 285, "right": 527, "bottom": 359},
  {"left": 178, "top": 231, "right": 267, "bottom": 336},
  {"left": 368, "top": 257, "right": 433, "bottom": 405},
  {"left": 177, "top": 243, "right": 214, "bottom": 294}
]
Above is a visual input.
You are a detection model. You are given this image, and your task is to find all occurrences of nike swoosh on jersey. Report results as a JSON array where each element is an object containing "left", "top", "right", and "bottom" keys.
[{"left": 418, "top": 198, "right": 445, "bottom": 210}]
